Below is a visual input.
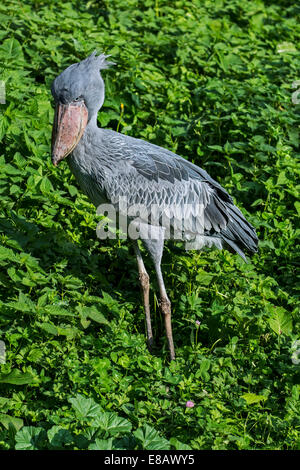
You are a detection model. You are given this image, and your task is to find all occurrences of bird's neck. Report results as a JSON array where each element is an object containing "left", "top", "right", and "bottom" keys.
[
  {"left": 87, "top": 84, "right": 105, "bottom": 128},
  {"left": 87, "top": 112, "right": 99, "bottom": 130}
]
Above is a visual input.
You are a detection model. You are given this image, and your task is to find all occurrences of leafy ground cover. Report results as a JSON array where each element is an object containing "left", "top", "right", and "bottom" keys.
[{"left": 0, "top": 0, "right": 299, "bottom": 450}]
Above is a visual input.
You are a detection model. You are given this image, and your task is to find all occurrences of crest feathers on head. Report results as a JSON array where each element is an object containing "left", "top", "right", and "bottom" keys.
[{"left": 81, "top": 51, "right": 116, "bottom": 71}]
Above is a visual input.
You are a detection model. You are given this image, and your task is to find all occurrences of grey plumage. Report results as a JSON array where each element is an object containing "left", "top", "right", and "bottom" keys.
[
  {"left": 68, "top": 127, "right": 258, "bottom": 260},
  {"left": 51, "top": 52, "right": 259, "bottom": 360}
]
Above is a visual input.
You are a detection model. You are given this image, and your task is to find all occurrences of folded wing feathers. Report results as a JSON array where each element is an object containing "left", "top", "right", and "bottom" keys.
[{"left": 96, "top": 130, "right": 258, "bottom": 259}]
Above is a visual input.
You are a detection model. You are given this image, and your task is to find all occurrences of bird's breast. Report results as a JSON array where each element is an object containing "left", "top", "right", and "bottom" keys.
[{"left": 68, "top": 149, "right": 108, "bottom": 207}]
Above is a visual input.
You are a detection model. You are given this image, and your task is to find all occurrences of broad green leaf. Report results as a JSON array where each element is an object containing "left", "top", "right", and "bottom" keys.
[
  {"left": 89, "top": 438, "right": 114, "bottom": 450},
  {"left": 268, "top": 310, "right": 293, "bottom": 335},
  {"left": 169, "top": 437, "right": 192, "bottom": 450},
  {"left": 7, "top": 293, "right": 35, "bottom": 314},
  {"left": 134, "top": 425, "right": 170, "bottom": 450},
  {"left": 196, "top": 270, "right": 214, "bottom": 286},
  {"left": 44, "top": 305, "right": 76, "bottom": 317},
  {"left": 38, "top": 322, "right": 58, "bottom": 336},
  {"left": 87, "top": 309, "right": 109, "bottom": 325},
  {"left": 40, "top": 176, "right": 54, "bottom": 194},
  {"left": 69, "top": 394, "right": 103, "bottom": 421},
  {"left": 27, "top": 348, "right": 43, "bottom": 363},
  {"left": 0, "top": 413, "right": 23, "bottom": 431},
  {"left": 0, "top": 246, "right": 17, "bottom": 262},
  {"left": 92, "top": 411, "right": 132, "bottom": 436},
  {"left": 77, "top": 305, "right": 109, "bottom": 325},
  {"left": 277, "top": 171, "right": 288, "bottom": 185},
  {"left": 0, "top": 369, "right": 35, "bottom": 385},
  {"left": 241, "top": 393, "right": 267, "bottom": 405},
  {"left": 15, "top": 426, "right": 46, "bottom": 450},
  {"left": 56, "top": 325, "right": 79, "bottom": 339},
  {"left": 197, "top": 359, "right": 211, "bottom": 381},
  {"left": 47, "top": 426, "right": 73, "bottom": 448},
  {"left": 0, "top": 38, "right": 24, "bottom": 61}
]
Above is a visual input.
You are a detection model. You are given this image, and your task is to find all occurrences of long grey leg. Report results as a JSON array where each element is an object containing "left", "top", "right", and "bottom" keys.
[
  {"left": 154, "top": 260, "right": 175, "bottom": 361},
  {"left": 141, "top": 229, "right": 175, "bottom": 361},
  {"left": 133, "top": 240, "right": 153, "bottom": 351}
]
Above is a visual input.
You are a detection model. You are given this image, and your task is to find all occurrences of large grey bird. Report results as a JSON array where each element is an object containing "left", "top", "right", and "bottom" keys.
[{"left": 51, "top": 52, "right": 258, "bottom": 360}]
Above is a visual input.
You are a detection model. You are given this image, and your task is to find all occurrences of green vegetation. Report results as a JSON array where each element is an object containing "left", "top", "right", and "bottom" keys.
[{"left": 0, "top": 0, "right": 299, "bottom": 450}]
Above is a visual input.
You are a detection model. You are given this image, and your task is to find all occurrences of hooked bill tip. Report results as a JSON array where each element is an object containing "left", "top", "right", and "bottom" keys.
[{"left": 52, "top": 155, "right": 59, "bottom": 167}]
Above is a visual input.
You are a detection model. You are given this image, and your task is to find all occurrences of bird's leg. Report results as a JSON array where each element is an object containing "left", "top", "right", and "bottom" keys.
[
  {"left": 140, "top": 234, "right": 175, "bottom": 361},
  {"left": 154, "top": 261, "right": 175, "bottom": 361},
  {"left": 133, "top": 241, "right": 153, "bottom": 351}
]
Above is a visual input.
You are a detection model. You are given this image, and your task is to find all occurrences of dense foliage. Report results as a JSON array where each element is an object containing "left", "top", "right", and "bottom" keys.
[{"left": 0, "top": 0, "right": 299, "bottom": 450}]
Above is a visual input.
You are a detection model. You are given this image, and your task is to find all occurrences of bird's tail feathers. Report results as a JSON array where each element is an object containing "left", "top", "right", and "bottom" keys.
[{"left": 221, "top": 204, "right": 258, "bottom": 261}]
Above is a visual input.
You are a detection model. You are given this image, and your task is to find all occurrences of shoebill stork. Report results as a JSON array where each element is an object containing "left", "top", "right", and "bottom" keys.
[{"left": 51, "top": 52, "right": 258, "bottom": 360}]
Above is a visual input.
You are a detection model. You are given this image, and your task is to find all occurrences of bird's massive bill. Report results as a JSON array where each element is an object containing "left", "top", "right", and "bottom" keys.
[{"left": 51, "top": 100, "right": 88, "bottom": 166}]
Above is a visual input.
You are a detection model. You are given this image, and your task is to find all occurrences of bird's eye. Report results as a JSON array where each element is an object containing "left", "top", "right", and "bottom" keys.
[{"left": 74, "top": 96, "right": 82, "bottom": 102}]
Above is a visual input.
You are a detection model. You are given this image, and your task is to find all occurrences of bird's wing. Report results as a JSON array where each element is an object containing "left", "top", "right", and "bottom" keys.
[{"left": 96, "top": 130, "right": 232, "bottom": 236}]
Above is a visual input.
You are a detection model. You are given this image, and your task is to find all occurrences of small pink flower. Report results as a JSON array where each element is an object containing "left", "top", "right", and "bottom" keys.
[
  {"left": 186, "top": 401, "right": 195, "bottom": 408},
  {"left": 195, "top": 320, "right": 201, "bottom": 326}
]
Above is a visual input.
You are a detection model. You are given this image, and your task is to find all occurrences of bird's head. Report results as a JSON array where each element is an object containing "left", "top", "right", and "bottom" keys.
[{"left": 51, "top": 51, "right": 114, "bottom": 166}]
